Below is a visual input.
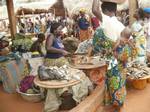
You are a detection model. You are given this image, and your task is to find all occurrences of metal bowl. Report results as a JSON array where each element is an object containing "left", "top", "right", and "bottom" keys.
[{"left": 16, "top": 89, "right": 42, "bottom": 103}]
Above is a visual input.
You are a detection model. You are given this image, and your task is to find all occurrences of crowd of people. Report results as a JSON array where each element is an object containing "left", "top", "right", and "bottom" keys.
[
  {"left": 15, "top": 2, "right": 150, "bottom": 111},
  {"left": 1, "top": 0, "right": 150, "bottom": 112}
]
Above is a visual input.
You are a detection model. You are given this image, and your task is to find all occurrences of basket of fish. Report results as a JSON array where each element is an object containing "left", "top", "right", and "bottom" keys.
[{"left": 127, "top": 61, "right": 150, "bottom": 89}]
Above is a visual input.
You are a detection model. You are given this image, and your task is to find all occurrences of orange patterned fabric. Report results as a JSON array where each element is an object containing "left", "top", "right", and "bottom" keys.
[{"left": 79, "top": 28, "right": 92, "bottom": 42}]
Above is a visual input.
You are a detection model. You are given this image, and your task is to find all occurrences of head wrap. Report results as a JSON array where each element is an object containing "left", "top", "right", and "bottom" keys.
[{"left": 143, "top": 8, "right": 150, "bottom": 14}]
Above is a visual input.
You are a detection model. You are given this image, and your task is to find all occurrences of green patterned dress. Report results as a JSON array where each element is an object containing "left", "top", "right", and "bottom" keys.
[{"left": 93, "top": 27, "right": 131, "bottom": 107}]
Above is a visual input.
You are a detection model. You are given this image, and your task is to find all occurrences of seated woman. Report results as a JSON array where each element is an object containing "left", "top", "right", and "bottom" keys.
[
  {"left": 44, "top": 22, "right": 70, "bottom": 67},
  {"left": 30, "top": 33, "right": 45, "bottom": 56}
]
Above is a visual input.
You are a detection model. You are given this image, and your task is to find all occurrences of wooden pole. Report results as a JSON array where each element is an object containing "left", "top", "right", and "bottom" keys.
[
  {"left": 6, "top": 0, "right": 16, "bottom": 37},
  {"left": 129, "top": 0, "right": 138, "bottom": 26}
]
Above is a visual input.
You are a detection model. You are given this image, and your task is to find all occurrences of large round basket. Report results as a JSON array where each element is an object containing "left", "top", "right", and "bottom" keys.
[
  {"left": 147, "top": 78, "right": 150, "bottom": 83},
  {"left": 16, "top": 89, "right": 42, "bottom": 103},
  {"left": 132, "top": 79, "right": 147, "bottom": 90}
]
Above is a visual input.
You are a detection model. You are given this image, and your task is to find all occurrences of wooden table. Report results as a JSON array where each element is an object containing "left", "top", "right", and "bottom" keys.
[
  {"left": 34, "top": 74, "right": 84, "bottom": 112},
  {"left": 34, "top": 77, "right": 82, "bottom": 89},
  {"left": 70, "top": 61, "right": 107, "bottom": 85}
]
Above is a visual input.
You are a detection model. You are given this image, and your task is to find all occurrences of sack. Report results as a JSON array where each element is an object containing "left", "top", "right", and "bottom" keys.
[
  {"left": 78, "top": 18, "right": 89, "bottom": 30},
  {"left": 59, "top": 92, "right": 76, "bottom": 110}
]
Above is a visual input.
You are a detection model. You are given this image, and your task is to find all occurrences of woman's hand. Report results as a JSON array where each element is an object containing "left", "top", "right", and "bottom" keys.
[{"left": 62, "top": 50, "right": 70, "bottom": 56}]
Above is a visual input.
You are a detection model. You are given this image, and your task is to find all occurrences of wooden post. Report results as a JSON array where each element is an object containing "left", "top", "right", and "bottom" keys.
[
  {"left": 6, "top": 0, "right": 16, "bottom": 37},
  {"left": 129, "top": 0, "right": 138, "bottom": 26}
]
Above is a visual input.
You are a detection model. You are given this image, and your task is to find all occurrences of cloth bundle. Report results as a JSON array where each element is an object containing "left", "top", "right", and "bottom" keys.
[
  {"left": 0, "top": 59, "right": 29, "bottom": 93},
  {"left": 38, "top": 66, "right": 65, "bottom": 81},
  {"left": 38, "top": 65, "right": 82, "bottom": 81}
]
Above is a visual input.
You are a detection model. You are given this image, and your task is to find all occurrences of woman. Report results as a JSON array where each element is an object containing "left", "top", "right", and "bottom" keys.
[
  {"left": 44, "top": 22, "right": 69, "bottom": 67},
  {"left": 92, "top": 0, "right": 130, "bottom": 111},
  {"left": 44, "top": 22, "right": 70, "bottom": 112},
  {"left": 131, "top": 8, "right": 147, "bottom": 64},
  {"left": 143, "top": 8, "right": 150, "bottom": 65},
  {"left": 78, "top": 9, "right": 92, "bottom": 42}
]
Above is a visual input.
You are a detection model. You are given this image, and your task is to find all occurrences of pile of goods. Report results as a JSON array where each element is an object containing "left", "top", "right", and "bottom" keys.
[
  {"left": 18, "top": 75, "right": 42, "bottom": 102},
  {"left": 11, "top": 33, "right": 33, "bottom": 53},
  {"left": 69, "top": 54, "right": 105, "bottom": 66},
  {"left": 63, "top": 37, "right": 79, "bottom": 53},
  {"left": 127, "top": 61, "right": 150, "bottom": 79},
  {"left": 38, "top": 65, "right": 83, "bottom": 81}
]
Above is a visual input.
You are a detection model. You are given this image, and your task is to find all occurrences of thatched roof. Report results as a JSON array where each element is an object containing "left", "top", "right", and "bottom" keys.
[{"left": 16, "top": 7, "right": 50, "bottom": 15}]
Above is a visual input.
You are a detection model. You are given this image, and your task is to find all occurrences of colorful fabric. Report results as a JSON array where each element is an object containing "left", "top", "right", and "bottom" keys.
[
  {"left": 93, "top": 28, "right": 114, "bottom": 58},
  {"left": 78, "top": 17, "right": 89, "bottom": 30},
  {"left": 104, "top": 45, "right": 131, "bottom": 107},
  {"left": 76, "top": 38, "right": 93, "bottom": 53},
  {"left": 91, "top": 17, "right": 100, "bottom": 30},
  {"left": 79, "top": 28, "right": 92, "bottom": 42},
  {"left": 19, "top": 75, "right": 35, "bottom": 93},
  {"left": 143, "top": 8, "right": 150, "bottom": 14},
  {"left": 93, "top": 28, "right": 131, "bottom": 107},
  {"left": 0, "top": 59, "right": 29, "bottom": 93},
  {"left": 133, "top": 28, "right": 147, "bottom": 63}
]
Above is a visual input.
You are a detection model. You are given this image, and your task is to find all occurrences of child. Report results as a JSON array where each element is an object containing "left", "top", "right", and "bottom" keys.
[{"left": 30, "top": 33, "right": 45, "bottom": 56}]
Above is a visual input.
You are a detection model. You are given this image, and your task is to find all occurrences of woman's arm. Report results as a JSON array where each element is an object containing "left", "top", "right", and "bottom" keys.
[{"left": 92, "top": 0, "right": 102, "bottom": 22}]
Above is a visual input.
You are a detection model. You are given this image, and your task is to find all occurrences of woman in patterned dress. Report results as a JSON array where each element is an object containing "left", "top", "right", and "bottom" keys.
[
  {"left": 92, "top": 1, "right": 131, "bottom": 111},
  {"left": 93, "top": 26, "right": 133, "bottom": 111}
]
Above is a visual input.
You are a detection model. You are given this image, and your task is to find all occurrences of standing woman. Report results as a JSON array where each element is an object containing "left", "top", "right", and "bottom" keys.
[
  {"left": 78, "top": 9, "right": 92, "bottom": 42},
  {"left": 143, "top": 8, "right": 150, "bottom": 65},
  {"left": 131, "top": 8, "right": 147, "bottom": 64},
  {"left": 92, "top": 0, "right": 131, "bottom": 111},
  {"left": 44, "top": 22, "right": 69, "bottom": 67}
]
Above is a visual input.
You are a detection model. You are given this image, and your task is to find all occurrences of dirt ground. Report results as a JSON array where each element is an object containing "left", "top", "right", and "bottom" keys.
[{"left": 0, "top": 84, "right": 150, "bottom": 112}]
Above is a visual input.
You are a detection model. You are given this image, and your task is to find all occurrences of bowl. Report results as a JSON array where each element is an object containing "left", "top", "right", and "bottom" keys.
[{"left": 16, "top": 89, "right": 42, "bottom": 103}]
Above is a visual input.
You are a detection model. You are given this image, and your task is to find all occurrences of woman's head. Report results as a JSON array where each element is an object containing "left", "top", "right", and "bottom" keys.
[
  {"left": 101, "top": 2, "right": 117, "bottom": 16},
  {"left": 50, "top": 22, "right": 64, "bottom": 36},
  {"left": 37, "top": 33, "right": 45, "bottom": 43},
  {"left": 133, "top": 8, "right": 144, "bottom": 20},
  {"left": 143, "top": 8, "right": 150, "bottom": 18}
]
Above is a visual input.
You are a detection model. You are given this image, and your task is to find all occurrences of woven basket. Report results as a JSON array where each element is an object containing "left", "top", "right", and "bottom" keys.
[
  {"left": 101, "top": 0, "right": 126, "bottom": 4},
  {"left": 147, "top": 78, "right": 150, "bottom": 83},
  {"left": 132, "top": 79, "right": 147, "bottom": 90}
]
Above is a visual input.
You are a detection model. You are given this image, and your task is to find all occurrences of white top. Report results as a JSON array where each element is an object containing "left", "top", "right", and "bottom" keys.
[
  {"left": 146, "top": 19, "right": 150, "bottom": 52},
  {"left": 131, "top": 20, "right": 143, "bottom": 32},
  {"left": 101, "top": 14, "right": 125, "bottom": 42}
]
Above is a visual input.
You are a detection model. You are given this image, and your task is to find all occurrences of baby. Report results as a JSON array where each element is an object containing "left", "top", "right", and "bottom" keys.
[{"left": 113, "top": 27, "right": 135, "bottom": 61}]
